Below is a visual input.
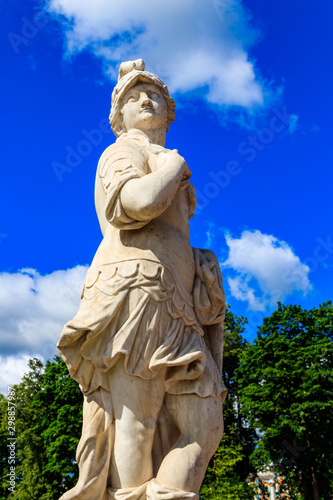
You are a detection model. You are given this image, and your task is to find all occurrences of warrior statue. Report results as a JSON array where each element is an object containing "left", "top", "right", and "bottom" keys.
[{"left": 57, "top": 59, "right": 227, "bottom": 500}]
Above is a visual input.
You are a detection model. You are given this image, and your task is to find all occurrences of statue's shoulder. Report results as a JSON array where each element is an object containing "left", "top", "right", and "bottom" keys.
[
  {"left": 97, "top": 138, "right": 148, "bottom": 177},
  {"left": 98, "top": 137, "right": 149, "bottom": 179}
]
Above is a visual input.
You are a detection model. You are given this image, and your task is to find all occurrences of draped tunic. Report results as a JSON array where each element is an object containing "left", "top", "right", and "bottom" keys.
[{"left": 57, "top": 131, "right": 227, "bottom": 401}]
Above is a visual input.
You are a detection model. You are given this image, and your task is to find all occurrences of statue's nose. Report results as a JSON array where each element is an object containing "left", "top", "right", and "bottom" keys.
[{"left": 140, "top": 93, "right": 151, "bottom": 106}]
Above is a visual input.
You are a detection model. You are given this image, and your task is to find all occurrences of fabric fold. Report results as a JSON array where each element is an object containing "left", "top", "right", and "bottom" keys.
[
  {"left": 146, "top": 479, "right": 199, "bottom": 500},
  {"left": 58, "top": 260, "right": 226, "bottom": 398}
]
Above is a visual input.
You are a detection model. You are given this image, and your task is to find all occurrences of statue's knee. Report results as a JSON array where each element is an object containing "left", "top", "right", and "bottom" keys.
[
  {"left": 132, "top": 417, "right": 156, "bottom": 443},
  {"left": 208, "top": 407, "right": 224, "bottom": 449},
  {"left": 191, "top": 415, "right": 223, "bottom": 455}
]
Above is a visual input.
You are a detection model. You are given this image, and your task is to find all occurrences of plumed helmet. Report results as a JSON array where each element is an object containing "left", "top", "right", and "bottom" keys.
[{"left": 109, "top": 59, "right": 176, "bottom": 137}]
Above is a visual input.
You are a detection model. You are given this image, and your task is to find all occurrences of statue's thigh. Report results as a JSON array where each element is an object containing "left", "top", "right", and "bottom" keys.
[
  {"left": 108, "top": 359, "right": 167, "bottom": 488},
  {"left": 109, "top": 358, "right": 166, "bottom": 433},
  {"left": 164, "top": 393, "right": 224, "bottom": 452}
]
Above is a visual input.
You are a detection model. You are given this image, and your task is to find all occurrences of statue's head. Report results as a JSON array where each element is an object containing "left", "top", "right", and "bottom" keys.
[{"left": 109, "top": 59, "right": 176, "bottom": 137}]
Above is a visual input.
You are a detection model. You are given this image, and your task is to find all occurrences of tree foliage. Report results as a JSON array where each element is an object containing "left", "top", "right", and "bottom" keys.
[
  {"left": 200, "top": 307, "right": 256, "bottom": 499},
  {"left": 0, "top": 356, "right": 82, "bottom": 499},
  {"left": 237, "top": 301, "right": 333, "bottom": 500},
  {"left": 0, "top": 308, "right": 257, "bottom": 499},
  {"left": 4, "top": 301, "right": 331, "bottom": 498}
]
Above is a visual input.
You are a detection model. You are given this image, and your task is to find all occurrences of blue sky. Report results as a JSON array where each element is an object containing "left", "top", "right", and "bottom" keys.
[{"left": 1, "top": 0, "right": 333, "bottom": 393}]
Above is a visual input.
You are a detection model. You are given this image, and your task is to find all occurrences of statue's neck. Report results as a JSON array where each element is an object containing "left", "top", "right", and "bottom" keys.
[{"left": 126, "top": 128, "right": 166, "bottom": 147}]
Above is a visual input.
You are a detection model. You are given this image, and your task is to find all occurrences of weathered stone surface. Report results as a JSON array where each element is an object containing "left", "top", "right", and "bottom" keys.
[{"left": 58, "top": 59, "right": 227, "bottom": 500}]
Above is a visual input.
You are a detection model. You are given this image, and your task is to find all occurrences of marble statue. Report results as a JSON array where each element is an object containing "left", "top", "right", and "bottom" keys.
[{"left": 57, "top": 59, "right": 227, "bottom": 500}]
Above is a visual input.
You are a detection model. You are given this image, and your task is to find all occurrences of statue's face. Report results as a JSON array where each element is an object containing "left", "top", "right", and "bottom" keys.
[{"left": 120, "top": 82, "right": 168, "bottom": 133}]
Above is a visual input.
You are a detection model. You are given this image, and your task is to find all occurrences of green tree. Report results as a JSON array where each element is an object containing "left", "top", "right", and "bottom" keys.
[
  {"left": 13, "top": 358, "right": 48, "bottom": 499},
  {"left": 2, "top": 356, "right": 83, "bottom": 499},
  {"left": 0, "top": 309, "right": 260, "bottom": 499},
  {"left": 200, "top": 435, "right": 254, "bottom": 500},
  {"left": 200, "top": 307, "right": 256, "bottom": 499},
  {"left": 35, "top": 356, "right": 82, "bottom": 496},
  {"left": 237, "top": 301, "right": 333, "bottom": 500}
]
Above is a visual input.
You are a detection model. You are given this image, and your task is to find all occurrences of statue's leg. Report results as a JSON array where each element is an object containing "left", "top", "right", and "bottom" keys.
[
  {"left": 155, "top": 393, "right": 224, "bottom": 493},
  {"left": 108, "top": 358, "right": 166, "bottom": 489},
  {"left": 59, "top": 387, "right": 113, "bottom": 500}
]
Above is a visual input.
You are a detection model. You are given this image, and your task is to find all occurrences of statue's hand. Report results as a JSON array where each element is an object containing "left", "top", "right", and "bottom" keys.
[{"left": 157, "top": 149, "right": 192, "bottom": 181}]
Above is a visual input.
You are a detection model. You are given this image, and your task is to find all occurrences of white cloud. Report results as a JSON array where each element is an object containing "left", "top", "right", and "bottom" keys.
[
  {"left": 227, "top": 275, "right": 266, "bottom": 311},
  {"left": 0, "top": 266, "right": 87, "bottom": 393},
  {"left": 0, "top": 355, "right": 33, "bottom": 396},
  {"left": 46, "top": 0, "right": 266, "bottom": 108},
  {"left": 222, "top": 230, "right": 312, "bottom": 310}
]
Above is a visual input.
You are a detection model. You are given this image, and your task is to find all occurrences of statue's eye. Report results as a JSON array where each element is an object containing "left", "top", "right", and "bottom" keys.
[{"left": 126, "top": 92, "right": 139, "bottom": 103}]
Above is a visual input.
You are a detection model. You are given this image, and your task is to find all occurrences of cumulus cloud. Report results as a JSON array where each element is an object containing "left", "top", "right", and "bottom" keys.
[
  {"left": 222, "top": 230, "right": 312, "bottom": 310},
  {"left": 46, "top": 0, "right": 266, "bottom": 108},
  {"left": 0, "top": 266, "right": 87, "bottom": 394},
  {"left": 0, "top": 355, "right": 33, "bottom": 396}
]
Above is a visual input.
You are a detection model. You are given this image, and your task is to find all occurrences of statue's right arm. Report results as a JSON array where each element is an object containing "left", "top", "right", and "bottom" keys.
[{"left": 120, "top": 149, "right": 190, "bottom": 222}]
